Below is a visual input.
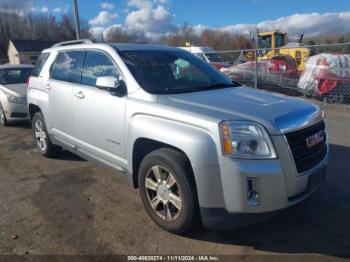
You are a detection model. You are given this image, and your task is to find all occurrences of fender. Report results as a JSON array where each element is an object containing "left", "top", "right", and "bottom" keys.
[
  {"left": 126, "top": 114, "right": 219, "bottom": 174},
  {"left": 126, "top": 113, "right": 226, "bottom": 208}
]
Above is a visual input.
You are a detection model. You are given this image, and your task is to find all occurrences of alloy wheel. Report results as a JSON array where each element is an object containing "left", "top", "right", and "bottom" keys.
[
  {"left": 0, "top": 107, "right": 6, "bottom": 126},
  {"left": 34, "top": 119, "right": 47, "bottom": 151},
  {"left": 145, "top": 165, "right": 182, "bottom": 221}
]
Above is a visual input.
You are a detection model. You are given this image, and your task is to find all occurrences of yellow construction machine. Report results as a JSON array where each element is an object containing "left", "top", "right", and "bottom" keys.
[{"left": 250, "top": 31, "right": 311, "bottom": 71}]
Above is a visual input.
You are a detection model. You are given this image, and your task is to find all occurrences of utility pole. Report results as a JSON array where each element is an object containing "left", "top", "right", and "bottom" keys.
[{"left": 73, "top": 0, "right": 81, "bottom": 39}]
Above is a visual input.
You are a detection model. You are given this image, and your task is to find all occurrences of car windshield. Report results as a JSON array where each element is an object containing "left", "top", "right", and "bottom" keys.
[
  {"left": 0, "top": 68, "right": 32, "bottom": 85},
  {"left": 204, "top": 52, "right": 225, "bottom": 63},
  {"left": 118, "top": 50, "right": 237, "bottom": 94}
]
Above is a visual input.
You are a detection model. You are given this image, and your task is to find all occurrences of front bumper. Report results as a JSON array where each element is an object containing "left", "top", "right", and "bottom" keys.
[
  {"left": 3, "top": 102, "right": 29, "bottom": 122},
  {"left": 192, "top": 136, "right": 329, "bottom": 229}
]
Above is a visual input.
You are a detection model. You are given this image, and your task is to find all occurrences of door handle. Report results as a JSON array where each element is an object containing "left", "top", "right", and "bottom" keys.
[
  {"left": 74, "top": 91, "right": 85, "bottom": 99},
  {"left": 44, "top": 84, "right": 51, "bottom": 90}
]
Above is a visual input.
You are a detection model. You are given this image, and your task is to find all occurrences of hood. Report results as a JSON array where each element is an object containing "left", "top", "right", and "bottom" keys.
[
  {"left": 158, "top": 86, "right": 322, "bottom": 135},
  {"left": 0, "top": 83, "right": 27, "bottom": 96}
]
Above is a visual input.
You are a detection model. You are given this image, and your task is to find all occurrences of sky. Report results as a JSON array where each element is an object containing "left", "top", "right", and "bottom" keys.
[{"left": 1, "top": 0, "right": 350, "bottom": 39}]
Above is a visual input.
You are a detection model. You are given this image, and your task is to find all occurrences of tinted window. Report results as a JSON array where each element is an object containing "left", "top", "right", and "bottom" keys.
[
  {"left": 81, "top": 51, "right": 121, "bottom": 87},
  {"left": 119, "top": 50, "right": 235, "bottom": 94},
  {"left": 0, "top": 68, "right": 32, "bottom": 84},
  {"left": 31, "top": 53, "right": 50, "bottom": 77},
  {"left": 51, "top": 51, "right": 85, "bottom": 83}
]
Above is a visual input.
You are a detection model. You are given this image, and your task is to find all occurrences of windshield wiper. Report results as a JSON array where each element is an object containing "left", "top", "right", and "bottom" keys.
[
  {"left": 190, "top": 82, "right": 240, "bottom": 92},
  {"left": 209, "top": 82, "right": 241, "bottom": 88},
  {"left": 166, "top": 82, "right": 241, "bottom": 94}
]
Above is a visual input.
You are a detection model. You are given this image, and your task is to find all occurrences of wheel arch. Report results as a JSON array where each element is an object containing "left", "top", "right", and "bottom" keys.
[
  {"left": 131, "top": 138, "right": 194, "bottom": 189},
  {"left": 28, "top": 103, "right": 42, "bottom": 121}
]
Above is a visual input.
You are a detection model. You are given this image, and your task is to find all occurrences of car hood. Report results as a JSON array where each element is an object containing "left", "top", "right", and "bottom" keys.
[
  {"left": 0, "top": 84, "right": 27, "bottom": 96},
  {"left": 158, "top": 86, "right": 322, "bottom": 135}
]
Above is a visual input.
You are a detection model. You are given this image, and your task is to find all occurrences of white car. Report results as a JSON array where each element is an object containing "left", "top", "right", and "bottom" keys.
[
  {"left": 179, "top": 46, "right": 229, "bottom": 69},
  {"left": 0, "top": 64, "right": 33, "bottom": 126}
]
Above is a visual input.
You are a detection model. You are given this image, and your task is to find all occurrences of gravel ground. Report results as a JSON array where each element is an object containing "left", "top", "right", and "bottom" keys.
[{"left": 0, "top": 108, "right": 349, "bottom": 260}]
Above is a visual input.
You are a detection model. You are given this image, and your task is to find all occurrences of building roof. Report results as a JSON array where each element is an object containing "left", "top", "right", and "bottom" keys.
[{"left": 11, "top": 40, "right": 57, "bottom": 53}]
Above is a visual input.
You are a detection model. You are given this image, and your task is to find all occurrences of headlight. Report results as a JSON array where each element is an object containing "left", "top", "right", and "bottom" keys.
[
  {"left": 5, "top": 93, "right": 26, "bottom": 105},
  {"left": 219, "top": 121, "right": 277, "bottom": 159}
]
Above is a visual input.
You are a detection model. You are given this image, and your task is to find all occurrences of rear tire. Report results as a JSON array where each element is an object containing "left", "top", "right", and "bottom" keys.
[
  {"left": 32, "top": 112, "right": 60, "bottom": 157},
  {"left": 0, "top": 103, "right": 7, "bottom": 126},
  {"left": 138, "top": 148, "right": 199, "bottom": 234}
]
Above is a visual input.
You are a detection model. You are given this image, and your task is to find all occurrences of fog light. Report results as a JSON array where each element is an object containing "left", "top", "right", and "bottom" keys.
[{"left": 247, "top": 178, "right": 260, "bottom": 206}]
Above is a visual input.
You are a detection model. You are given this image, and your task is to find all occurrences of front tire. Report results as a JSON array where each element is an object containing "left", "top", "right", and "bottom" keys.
[
  {"left": 0, "top": 103, "right": 7, "bottom": 126},
  {"left": 32, "top": 112, "right": 60, "bottom": 157},
  {"left": 138, "top": 148, "right": 199, "bottom": 234}
]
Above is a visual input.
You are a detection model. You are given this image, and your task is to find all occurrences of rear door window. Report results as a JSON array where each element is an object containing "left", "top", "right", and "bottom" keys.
[
  {"left": 81, "top": 51, "right": 121, "bottom": 87},
  {"left": 31, "top": 53, "right": 50, "bottom": 77},
  {"left": 51, "top": 51, "right": 85, "bottom": 83}
]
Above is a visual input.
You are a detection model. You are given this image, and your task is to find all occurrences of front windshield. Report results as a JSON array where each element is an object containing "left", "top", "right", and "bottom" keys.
[
  {"left": 0, "top": 68, "right": 32, "bottom": 85},
  {"left": 118, "top": 50, "right": 236, "bottom": 94},
  {"left": 204, "top": 52, "right": 225, "bottom": 63}
]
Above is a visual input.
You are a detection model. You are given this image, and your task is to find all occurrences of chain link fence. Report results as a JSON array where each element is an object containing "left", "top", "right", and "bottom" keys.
[{"left": 211, "top": 43, "right": 350, "bottom": 105}]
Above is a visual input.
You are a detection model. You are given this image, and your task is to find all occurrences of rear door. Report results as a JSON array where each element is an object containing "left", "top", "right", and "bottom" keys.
[
  {"left": 48, "top": 51, "right": 85, "bottom": 140},
  {"left": 72, "top": 50, "right": 126, "bottom": 160}
]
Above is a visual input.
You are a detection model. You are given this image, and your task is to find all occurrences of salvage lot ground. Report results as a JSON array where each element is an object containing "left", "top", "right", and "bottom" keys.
[{"left": 0, "top": 106, "right": 349, "bottom": 258}]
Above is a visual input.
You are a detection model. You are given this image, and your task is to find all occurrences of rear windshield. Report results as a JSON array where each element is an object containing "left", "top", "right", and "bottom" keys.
[
  {"left": 0, "top": 68, "right": 32, "bottom": 85},
  {"left": 31, "top": 52, "right": 50, "bottom": 77}
]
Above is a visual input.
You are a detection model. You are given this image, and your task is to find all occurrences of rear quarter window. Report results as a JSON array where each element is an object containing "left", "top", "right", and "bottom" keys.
[{"left": 31, "top": 53, "right": 50, "bottom": 77}]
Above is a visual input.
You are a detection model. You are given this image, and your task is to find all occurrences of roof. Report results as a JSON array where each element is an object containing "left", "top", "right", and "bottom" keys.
[
  {"left": 109, "top": 43, "right": 183, "bottom": 52},
  {"left": 0, "top": 64, "right": 34, "bottom": 69},
  {"left": 10, "top": 40, "right": 57, "bottom": 53},
  {"left": 44, "top": 42, "right": 186, "bottom": 53}
]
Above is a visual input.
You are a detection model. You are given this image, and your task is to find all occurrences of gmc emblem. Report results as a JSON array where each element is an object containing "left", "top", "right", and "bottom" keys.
[{"left": 306, "top": 130, "right": 325, "bottom": 148}]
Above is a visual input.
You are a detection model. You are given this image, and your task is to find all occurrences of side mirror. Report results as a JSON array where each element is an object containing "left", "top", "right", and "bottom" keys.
[{"left": 96, "top": 76, "right": 126, "bottom": 97}]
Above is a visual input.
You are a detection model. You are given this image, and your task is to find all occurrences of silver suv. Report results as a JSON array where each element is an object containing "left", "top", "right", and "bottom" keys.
[{"left": 28, "top": 40, "right": 328, "bottom": 233}]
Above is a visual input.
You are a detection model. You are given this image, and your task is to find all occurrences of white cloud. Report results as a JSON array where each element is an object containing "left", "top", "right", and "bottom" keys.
[
  {"left": 219, "top": 11, "right": 350, "bottom": 39},
  {"left": 89, "top": 26, "right": 106, "bottom": 40},
  {"left": 103, "top": 24, "right": 124, "bottom": 39},
  {"left": 0, "top": 0, "right": 34, "bottom": 15},
  {"left": 89, "top": 10, "right": 118, "bottom": 26},
  {"left": 191, "top": 24, "right": 208, "bottom": 36},
  {"left": 125, "top": 0, "right": 174, "bottom": 38},
  {"left": 40, "top": 6, "right": 49, "bottom": 13},
  {"left": 53, "top": 7, "right": 62, "bottom": 13},
  {"left": 89, "top": 24, "right": 124, "bottom": 41},
  {"left": 100, "top": 2, "right": 115, "bottom": 10},
  {"left": 127, "top": 0, "right": 152, "bottom": 9}
]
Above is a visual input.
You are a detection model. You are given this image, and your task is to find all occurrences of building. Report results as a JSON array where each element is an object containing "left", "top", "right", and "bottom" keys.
[{"left": 7, "top": 40, "right": 56, "bottom": 65}]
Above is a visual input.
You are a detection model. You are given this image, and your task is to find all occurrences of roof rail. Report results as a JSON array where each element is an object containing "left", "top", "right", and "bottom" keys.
[{"left": 52, "top": 39, "right": 94, "bottom": 48}]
